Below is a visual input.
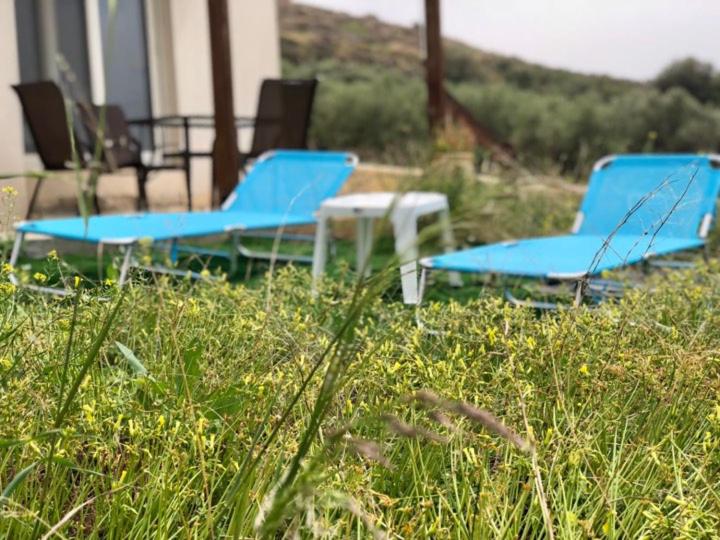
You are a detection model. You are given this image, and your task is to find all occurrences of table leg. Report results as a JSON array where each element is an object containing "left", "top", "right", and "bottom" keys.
[
  {"left": 311, "top": 215, "right": 329, "bottom": 294},
  {"left": 439, "top": 207, "right": 463, "bottom": 287},
  {"left": 183, "top": 116, "right": 192, "bottom": 211},
  {"left": 356, "top": 217, "right": 374, "bottom": 278},
  {"left": 392, "top": 209, "right": 419, "bottom": 304}
]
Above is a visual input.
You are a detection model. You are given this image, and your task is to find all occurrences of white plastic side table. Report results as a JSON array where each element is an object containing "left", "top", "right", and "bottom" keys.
[{"left": 311, "top": 192, "right": 462, "bottom": 304}]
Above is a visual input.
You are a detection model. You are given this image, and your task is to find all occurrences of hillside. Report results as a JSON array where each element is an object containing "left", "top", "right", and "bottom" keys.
[
  {"left": 279, "top": 1, "right": 640, "bottom": 99},
  {"left": 278, "top": 1, "right": 720, "bottom": 173}
]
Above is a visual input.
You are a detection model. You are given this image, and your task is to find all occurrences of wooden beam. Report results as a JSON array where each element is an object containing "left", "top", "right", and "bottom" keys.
[
  {"left": 207, "top": 0, "right": 238, "bottom": 206},
  {"left": 424, "top": 0, "right": 445, "bottom": 132}
]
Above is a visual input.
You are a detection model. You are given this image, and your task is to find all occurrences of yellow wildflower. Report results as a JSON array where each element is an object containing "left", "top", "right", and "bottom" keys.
[
  {"left": 486, "top": 326, "right": 498, "bottom": 345},
  {"left": 33, "top": 272, "right": 47, "bottom": 283},
  {"left": 543, "top": 427, "right": 553, "bottom": 445},
  {"left": 579, "top": 364, "right": 590, "bottom": 376},
  {"left": 0, "top": 282, "right": 16, "bottom": 294},
  {"left": 82, "top": 401, "right": 96, "bottom": 424},
  {"left": 187, "top": 298, "right": 200, "bottom": 315},
  {"left": 112, "top": 469, "right": 128, "bottom": 489}
]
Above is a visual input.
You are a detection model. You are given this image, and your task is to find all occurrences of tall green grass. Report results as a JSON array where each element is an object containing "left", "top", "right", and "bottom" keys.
[{"left": 1, "top": 258, "right": 720, "bottom": 538}]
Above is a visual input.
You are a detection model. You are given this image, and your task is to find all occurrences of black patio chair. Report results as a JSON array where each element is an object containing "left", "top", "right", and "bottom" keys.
[
  {"left": 77, "top": 103, "right": 192, "bottom": 211},
  {"left": 212, "top": 78, "right": 318, "bottom": 171},
  {"left": 12, "top": 80, "right": 96, "bottom": 218},
  {"left": 13, "top": 80, "right": 191, "bottom": 216}
]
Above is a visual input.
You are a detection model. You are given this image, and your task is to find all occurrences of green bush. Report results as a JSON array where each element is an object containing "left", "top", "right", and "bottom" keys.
[
  {"left": 287, "top": 61, "right": 720, "bottom": 175},
  {"left": 452, "top": 83, "right": 720, "bottom": 175},
  {"left": 308, "top": 74, "right": 431, "bottom": 163},
  {"left": 410, "top": 166, "right": 580, "bottom": 245},
  {"left": 654, "top": 57, "right": 720, "bottom": 104}
]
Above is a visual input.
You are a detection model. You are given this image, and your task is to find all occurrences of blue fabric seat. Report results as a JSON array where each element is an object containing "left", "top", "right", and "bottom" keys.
[
  {"left": 16, "top": 150, "right": 357, "bottom": 245},
  {"left": 10, "top": 150, "right": 357, "bottom": 291},
  {"left": 17, "top": 210, "right": 318, "bottom": 244},
  {"left": 423, "top": 154, "right": 720, "bottom": 281}
]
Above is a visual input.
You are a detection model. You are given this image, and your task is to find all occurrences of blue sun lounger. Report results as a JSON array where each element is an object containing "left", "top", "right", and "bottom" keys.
[
  {"left": 420, "top": 154, "right": 720, "bottom": 305},
  {"left": 10, "top": 150, "right": 358, "bottom": 293}
]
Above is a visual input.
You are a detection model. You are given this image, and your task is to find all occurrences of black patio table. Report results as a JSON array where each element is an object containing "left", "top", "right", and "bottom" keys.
[{"left": 127, "top": 114, "right": 254, "bottom": 209}]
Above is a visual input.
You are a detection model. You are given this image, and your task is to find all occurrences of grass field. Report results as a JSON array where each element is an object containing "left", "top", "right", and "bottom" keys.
[
  {"left": 2, "top": 258, "right": 720, "bottom": 538},
  {"left": 2, "top": 172, "right": 720, "bottom": 538}
]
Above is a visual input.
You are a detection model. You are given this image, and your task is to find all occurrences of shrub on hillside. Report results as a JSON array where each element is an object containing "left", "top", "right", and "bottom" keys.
[
  {"left": 308, "top": 74, "right": 431, "bottom": 163},
  {"left": 286, "top": 61, "right": 720, "bottom": 173},
  {"left": 453, "top": 83, "right": 720, "bottom": 174},
  {"left": 654, "top": 57, "right": 720, "bottom": 104}
]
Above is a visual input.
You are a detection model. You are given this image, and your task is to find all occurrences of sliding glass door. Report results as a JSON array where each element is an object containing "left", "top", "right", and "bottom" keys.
[
  {"left": 99, "top": 0, "right": 153, "bottom": 147},
  {"left": 14, "top": 0, "right": 153, "bottom": 149}
]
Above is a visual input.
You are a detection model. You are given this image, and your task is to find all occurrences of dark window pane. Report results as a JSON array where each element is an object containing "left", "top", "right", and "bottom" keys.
[
  {"left": 14, "top": 0, "right": 42, "bottom": 83},
  {"left": 14, "top": 0, "right": 92, "bottom": 152},
  {"left": 100, "top": 0, "right": 153, "bottom": 148},
  {"left": 55, "top": 0, "right": 92, "bottom": 102},
  {"left": 14, "top": 0, "right": 42, "bottom": 151}
]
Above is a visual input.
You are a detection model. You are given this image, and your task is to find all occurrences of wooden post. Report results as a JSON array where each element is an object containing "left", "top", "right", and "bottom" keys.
[
  {"left": 207, "top": 0, "right": 238, "bottom": 206},
  {"left": 424, "top": 0, "right": 445, "bottom": 133}
]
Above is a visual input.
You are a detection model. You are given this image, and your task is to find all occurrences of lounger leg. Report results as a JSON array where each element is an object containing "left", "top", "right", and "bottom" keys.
[
  {"left": 97, "top": 242, "right": 104, "bottom": 282},
  {"left": 415, "top": 267, "right": 429, "bottom": 328},
  {"left": 169, "top": 239, "right": 179, "bottom": 265},
  {"left": 438, "top": 207, "right": 463, "bottom": 287},
  {"left": 311, "top": 215, "right": 329, "bottom": 294},
  {"left": 229, "top": 232, "right": 240, "bottom": 275},
  {"left": 574, "top": 279, "right": 585, "bottom": 307},
  {"left": 8, "top": 233, "right": 24, "bottom": 286},
  {"left": 118, "top": 245, "right": 134, "bottom": 287},
  {"left": 417, "top": 267, "right": 429, "bottom": 306}
]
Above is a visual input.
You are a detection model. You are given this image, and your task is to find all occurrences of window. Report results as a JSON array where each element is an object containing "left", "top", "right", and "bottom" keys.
[
  {"left": 99, "top": 0, "right": 153, "bottom": 147},
  {"left": 15, "top": 0, "right": 92, "bottom": 150},
  {"left": 14, "top": 0, "right": 153, "bottom": 151}
]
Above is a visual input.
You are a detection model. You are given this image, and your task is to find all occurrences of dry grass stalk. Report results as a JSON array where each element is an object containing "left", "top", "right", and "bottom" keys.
[
  {"left": 380, "top": 414, "right": 448, "bottom": 444},
  {"left": 347, "top": 438, "right": 393, "bottom": 469},
  {"left": 411, "top": 389, "right": 531, "bottom": 453}
]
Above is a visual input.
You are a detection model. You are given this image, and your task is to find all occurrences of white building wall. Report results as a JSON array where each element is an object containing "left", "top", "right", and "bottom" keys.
[
  {"left": 229, "top": 0, "right": 282, "bottom": 117},
  {"left": 147, "top": 0, "right": 282, "bottom": 209},
  {"left": 0, "top": 0, "right": 31, "bottom": 224},
  {"left": 2, "top": 0, "right": 281, "bottom": 216}
]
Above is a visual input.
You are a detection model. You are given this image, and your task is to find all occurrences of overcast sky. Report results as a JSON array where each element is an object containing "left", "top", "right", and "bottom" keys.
[{"left": 297, "top": 0, "right": 720, "bottom": 81}]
